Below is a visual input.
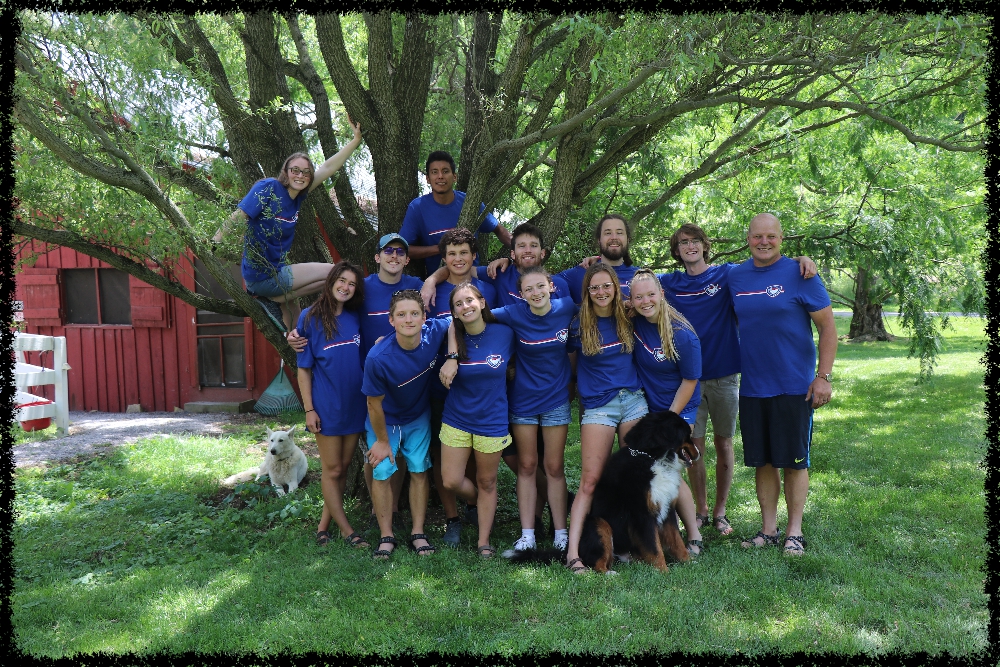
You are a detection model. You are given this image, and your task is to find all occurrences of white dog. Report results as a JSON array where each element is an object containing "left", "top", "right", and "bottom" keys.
[{"left": 222, "top": 426, "right": 308, "bottom": 496}]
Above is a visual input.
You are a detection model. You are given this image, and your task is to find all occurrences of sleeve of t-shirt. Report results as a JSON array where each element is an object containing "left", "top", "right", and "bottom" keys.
[
  {"left": 550, "top": 274, "right": 572, "bottom": 300},
  {"left": 476, "top": 202, "right": 500, "bottom": 233},
  {"left": 568, "top": 317, "right": 582, "bottom": 353},
  {"left": 799, "top": 273, "right": 832, "bottom": 312},
  {"left": 399, "top": 200, "right": 423, "bottom": 245},
  {"left": 676, "top": 327, "right": 702, "bottom": 380},
  {"left": 238, "top": 180, "right": 272, "bottom": 219},
  {"left": 423, "top": 316, "right": 452, "bottom": 349},
  {"left": 361, "top": 355, "right": 387, "bottom": 398},
  {"left": 402, "top": 274, "right": 425, "bottom": 291},
  {"left": 475, "top": 266, "right": 496, "bottom": 286},
  {"left": 491, "top": 305, "right": 513, "bottom": 326},
  {"left": 295, "top": 308, "right": 315, "bottom": 369}
]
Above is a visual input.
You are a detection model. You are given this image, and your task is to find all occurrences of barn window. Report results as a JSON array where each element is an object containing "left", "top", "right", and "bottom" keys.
[
  {"left": 194, "top": 259, "right": 246, "bottom": 388},
  {"left": 64, "top": 268, "right": 132, "bottom": 325}
]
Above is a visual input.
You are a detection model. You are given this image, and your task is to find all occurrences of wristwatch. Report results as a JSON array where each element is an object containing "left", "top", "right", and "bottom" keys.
[
  {"left": 816, "top": 373, "right": 833, "bottom": 382},
  {"left": 445, "top": 352, "right": 459, "bottom": 360}
]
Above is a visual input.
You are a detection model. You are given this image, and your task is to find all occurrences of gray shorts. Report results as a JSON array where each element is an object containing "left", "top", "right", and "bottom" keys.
[{"left": 692, "top": 373, "right": 739, "bottom": 439}]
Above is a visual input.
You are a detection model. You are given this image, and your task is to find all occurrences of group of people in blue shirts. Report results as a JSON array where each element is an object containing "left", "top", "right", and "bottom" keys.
[{"left": 223, "top": 138, "right": 838, "bottom": 570}]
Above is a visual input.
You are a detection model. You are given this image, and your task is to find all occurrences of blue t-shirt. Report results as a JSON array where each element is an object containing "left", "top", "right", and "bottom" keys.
[
  {"left": 659, "top": 264, "right": 741, "bottom": 381},
  {"left": 399, "top": 191, "right": 500, "bottom": 275},
  {"left": 475, "top": 266, "right": 570, "bottom": 308},
  {"left": 568, "top": 315, "right": 641, "bottom": 410},
  {"left": 492, "top": 298, "right": 577, "bottom": 416},
  {"left": 239, "top": 178, "right": 304, "bottom": 283},
  {"left": 359, "top": 273, "right": 424, "bottom": 361},
  {"left": 431, "top": 278, "right": 498, "bottom": 319},
  {"left": 426, "top": 279, "right": 496, "bottom": 400},
  {"left": 632, "top": 316, "right": 702, "bottom": 419},
  {"left": 729, "top": 256, "right": 832, "bottom": 397},
  {"left": 361, "top": 318, "right": 450, "bottom": 425},
  {"left": 442, "top": 323, "right": 515, "bottom": 437},
  {"left": 295, "top": 307, "right": 367, "bottom": 436},
  {"left": 559, "top": 262, "right": 637, "bottom": 304}
]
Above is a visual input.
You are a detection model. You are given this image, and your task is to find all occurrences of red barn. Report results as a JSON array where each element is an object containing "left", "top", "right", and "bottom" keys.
[{"left": 14, "top": 241, "right": 297, "bottom": 413}]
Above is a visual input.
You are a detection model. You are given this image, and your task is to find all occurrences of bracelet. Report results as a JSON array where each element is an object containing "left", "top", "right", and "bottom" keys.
[
  {"left": 445, "top": 352, "right": 459, "bottom": 360},
  {"left": 305, "top": 409, "right": 316, "bottom": 413}
]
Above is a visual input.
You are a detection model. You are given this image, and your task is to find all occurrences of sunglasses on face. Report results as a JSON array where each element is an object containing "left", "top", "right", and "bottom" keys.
[
  {"left": 588, "top": 282, "right": 615, "bottom": 294},
  {"left": 288, "top": 167, "right": 313, "bottom": 177},
  {"left": 382, "top": 246, "right": 407, "bottom": 257}
]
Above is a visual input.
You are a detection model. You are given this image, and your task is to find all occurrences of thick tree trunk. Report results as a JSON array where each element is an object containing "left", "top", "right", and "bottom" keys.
[{"left": 849, "top": 266, "right": 894, "bottom": 341}]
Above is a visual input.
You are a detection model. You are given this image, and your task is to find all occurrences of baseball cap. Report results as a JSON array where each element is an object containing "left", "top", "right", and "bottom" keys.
[{"left": 378, "top": 233, "right": 409, "bottom": 252}]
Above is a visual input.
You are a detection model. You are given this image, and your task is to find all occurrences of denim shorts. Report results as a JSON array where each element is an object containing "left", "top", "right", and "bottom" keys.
[
  {"left": 581, "top": 389, "right": 649, "bottom": 428},
  {"left": 365, "top": 411, "right": 432, "bottom": 481},
  {"left": 245, "top": 265, "right": 294, "bottom": 298},
  {"left": 509, "top": 401, "right": 572, "bottom": 427}
]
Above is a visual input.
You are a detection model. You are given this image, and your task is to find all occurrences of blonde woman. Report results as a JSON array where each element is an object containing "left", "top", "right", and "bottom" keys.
[
  {"left": 564, "top": 264, "right": 646, "bottom": 573},
  {"left": 629, "top": 267, "right": 705, "bottom": 555}
]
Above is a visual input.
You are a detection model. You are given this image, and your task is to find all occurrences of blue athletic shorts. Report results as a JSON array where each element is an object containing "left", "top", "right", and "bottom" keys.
[
  {"left": 365, "top": 411, "right": 433, "bottom": 481},
  {"left": 245, "top": 265, "right": 294, "bottom": 298}
]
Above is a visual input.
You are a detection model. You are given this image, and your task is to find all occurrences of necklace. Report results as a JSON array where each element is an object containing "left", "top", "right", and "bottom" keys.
[{"left": 467, "top": 329, "right": 487, "bottom": 348}]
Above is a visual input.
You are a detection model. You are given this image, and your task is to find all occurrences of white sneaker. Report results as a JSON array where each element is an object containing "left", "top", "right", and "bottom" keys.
[
  {"left": 553, "top": 533, "right": 568, "bottom": 551},
  {"left": 501, "top": 535, "right": 536, "bottom": 558}
]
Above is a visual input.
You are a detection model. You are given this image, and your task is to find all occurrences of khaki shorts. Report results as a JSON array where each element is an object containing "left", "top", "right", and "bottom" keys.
[
  {"left": 440, "top": 423, "right": 512, "bottom": 454},
  {"left": 692, "top": 373, "right": 739, "bottom": 439}
]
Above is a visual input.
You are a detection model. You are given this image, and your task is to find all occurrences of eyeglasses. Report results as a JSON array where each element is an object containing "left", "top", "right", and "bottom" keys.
[
  {"left": 587, "top": 282, "right": 615, "bottom": 294},
  {"left": 288, "top": 167, "right": 313, "bottom": 177},
  {"left": 382, "top": 246, "right": 407, "bottom": 257},
  {"left": 677, "top": 238, "right": 702, "bottom": 247}
]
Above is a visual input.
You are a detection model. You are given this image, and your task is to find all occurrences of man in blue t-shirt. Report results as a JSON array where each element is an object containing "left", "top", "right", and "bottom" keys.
[
  {"left": 729, "top": 213, "right": 837, "bottom": 557},
  {"left": 363, "top": 290, "right": 451, "bottom": 558},
  {"left": 400, "top": 151, "right": 513, "bottom": 277},
  {"left": 557, "top": 214, "right": 638, "bottom": 303}
]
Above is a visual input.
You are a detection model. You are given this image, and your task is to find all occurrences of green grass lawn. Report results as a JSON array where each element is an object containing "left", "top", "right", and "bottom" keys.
[{"left": 12, "top": 317, "right": 987, "bottom": 657}]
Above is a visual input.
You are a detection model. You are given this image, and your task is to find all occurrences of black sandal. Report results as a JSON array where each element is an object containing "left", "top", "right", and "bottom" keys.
[
  {"left": 316, "top": 530, "right": 331, "bottom": 546},
  {"left": 477, "top": 544, "right": 496, "bottom": 559},
  {"left": 408, "top": 533, "right": 436, "bottom": 556},
  {"left": 686, "top": 539, "right": 704, "bottom": 557},
  {"left": 783, "top": 534, "right": 807, "bottom": 556},
  {"left": 373, "top": 536, "right": 397, "bottom": 560},
  {"left": 741, "top": 530, "right": 781, "bottom": 549},
  {"left": 344, "top": 532, "right": 370, "bottom": 549}
]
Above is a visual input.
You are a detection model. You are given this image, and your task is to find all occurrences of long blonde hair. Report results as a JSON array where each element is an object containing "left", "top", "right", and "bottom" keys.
[
  {"left": 628, "top": 268, "right": 694, "bottom": 362},
  {"left": 578, "top": 264, "right": 633, "bottom": 356}
]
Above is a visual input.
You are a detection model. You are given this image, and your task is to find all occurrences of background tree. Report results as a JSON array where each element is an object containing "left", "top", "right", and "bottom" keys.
[{"left": 14, "top": 11, "right": 986, "bottom": 377}]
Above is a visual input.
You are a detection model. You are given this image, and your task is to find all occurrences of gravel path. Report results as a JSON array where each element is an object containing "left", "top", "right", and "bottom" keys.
[{"left": 13, "top": 411, "right": 238, "bottom": 468}]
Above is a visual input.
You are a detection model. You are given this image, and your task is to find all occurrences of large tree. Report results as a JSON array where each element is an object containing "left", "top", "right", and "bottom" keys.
[{"left": 14, "top": 12, "right": 986, "bottom": 371}]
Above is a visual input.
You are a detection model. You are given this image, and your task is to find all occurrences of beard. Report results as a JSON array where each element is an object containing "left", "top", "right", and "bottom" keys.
[{"left": 601, "top": 243, "right": 625, "bottom": 262}]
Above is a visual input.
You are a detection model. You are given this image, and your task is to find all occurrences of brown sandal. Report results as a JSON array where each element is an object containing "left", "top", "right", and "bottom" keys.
[{"left": 566, "top": 557, "right": 589, "bottom": 573}]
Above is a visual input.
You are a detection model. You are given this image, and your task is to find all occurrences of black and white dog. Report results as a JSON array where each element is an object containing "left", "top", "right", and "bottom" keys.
[{"left": 507, "top": 411, "right": 699, "bottom": 573}]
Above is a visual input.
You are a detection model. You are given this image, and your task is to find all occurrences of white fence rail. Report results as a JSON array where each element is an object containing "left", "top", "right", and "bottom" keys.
[{"left": 14, "top": 332, "right": 70, "bottom": 436}]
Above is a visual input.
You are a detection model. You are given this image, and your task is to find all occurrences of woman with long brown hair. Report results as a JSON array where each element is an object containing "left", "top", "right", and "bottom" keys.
[
  {"left": 564, "top": 264, "right": 648, "bottom": 573},
  {"left": 213, "top": 120, "right": 362, "bottom": 330},
  {"left": 295, "top": 261, "right": 368, "bottom": 548}
]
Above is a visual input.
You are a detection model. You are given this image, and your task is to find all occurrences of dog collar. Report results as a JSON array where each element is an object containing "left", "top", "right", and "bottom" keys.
[{"left": 627, "top": 448, "right": 652, "bottom": 459}]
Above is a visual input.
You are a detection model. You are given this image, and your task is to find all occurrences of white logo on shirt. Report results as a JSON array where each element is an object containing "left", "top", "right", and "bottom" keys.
[
  {"left": 765, "top": 285, "right": 784, "bottom": 298},
  {"left": 705, "top": 284, "right": 720, "bottom": 296},
  {"left": 654, "top": 347, "right": 666, "bottom": 362},
  {"left": 557, "top": 329, "right": 569, "bottom": 343},
  {"left": 486, "top": 354, "right": 503, "bottom": 368}
]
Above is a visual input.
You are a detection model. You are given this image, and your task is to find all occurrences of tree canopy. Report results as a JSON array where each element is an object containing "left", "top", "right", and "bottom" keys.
[{"left": 13, "top": 11, "right": 986, "bottom": 373}]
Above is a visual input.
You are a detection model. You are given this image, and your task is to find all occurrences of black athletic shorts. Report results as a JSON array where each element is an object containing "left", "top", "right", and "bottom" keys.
[{"left": 739, "top": 395, "right": 813, "bottom": 469}]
